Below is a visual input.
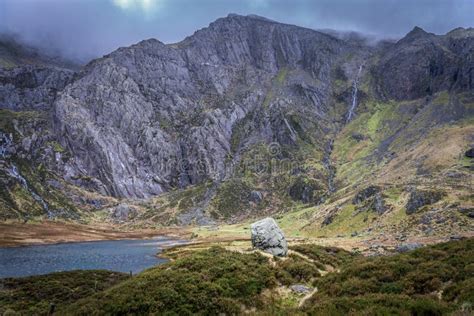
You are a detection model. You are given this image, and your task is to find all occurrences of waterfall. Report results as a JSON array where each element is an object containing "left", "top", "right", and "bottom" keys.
[
  {"left": 6, "top": 162, "right": 54, "bottom": 219},
  {"left": 346, "top": 65, "right": 363, "bottom": 123}
]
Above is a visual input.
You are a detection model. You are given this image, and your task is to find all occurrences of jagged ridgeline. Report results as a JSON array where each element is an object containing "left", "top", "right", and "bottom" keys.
[{"left": 0, "top": 15, "right": 473, "bottom": 232}]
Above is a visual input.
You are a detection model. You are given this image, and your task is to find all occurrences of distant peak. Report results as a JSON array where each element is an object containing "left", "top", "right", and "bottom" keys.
[
  {"left": 225, "top": 13, "right": 276, "bottom": 23},
  {"left": 446, "top": 27, "right": 474, "bottom": 38},
  {"left": 406, "top": 26, "right": 428, "bottom": 37}
]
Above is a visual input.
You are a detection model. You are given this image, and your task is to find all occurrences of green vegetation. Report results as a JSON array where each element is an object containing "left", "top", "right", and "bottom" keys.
[
  {"left": 432, "top": 91, "right": 450, "bottom": 106},
  {"left": 262, "top": 89, "right": 274, "bottom": 108},
  {"left": 1, "top": 239, "right": 473, "bottom": 315},
  {"left": 275, "top": 68, "right": 288, "bottom": 85},
  {"left": 211, "top": 178, "right": 252, "bottom": 219},
  {"left": 303, "top": 238, "right": 474, "bottom": 315},
  {"left": 0, "top": 109, "right": 45, "bottom": 136},
  {"left": 290, "top": 244, "right": 355, "bottom": 268},
  {"left": 64, "top": 247, "right": 276, "bottom": 315},
  {"left": 0, "top": 270, "right": 128, "bottom": 315},
  {"left": 47, "top": 141, "right": 65, "bottom": 153},
  {"left": 275, "top": 254, "right": 321, "bottom": 285}
]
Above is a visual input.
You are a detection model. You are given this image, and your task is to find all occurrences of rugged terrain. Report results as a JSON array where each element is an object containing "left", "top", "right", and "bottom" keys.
[
  {"left": 0, "top": 14, "right": 472, "bottom": 240},
  {"left": 1, "top": 238, "right": 473, "bottom": 315}
]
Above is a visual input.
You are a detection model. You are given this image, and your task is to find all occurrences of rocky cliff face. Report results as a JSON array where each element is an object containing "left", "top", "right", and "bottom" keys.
[
  {"left": 0, "top": 15, "right": 472, "bottom": 232},
  {"left": 373, "top": 27, "right": 474, "bottom": 100},
  {"left": 0, "top": 66, "right": 74, "bottom": 110},
  {"left": 53, "top": 14, "right": 353, "bottom": 198}
]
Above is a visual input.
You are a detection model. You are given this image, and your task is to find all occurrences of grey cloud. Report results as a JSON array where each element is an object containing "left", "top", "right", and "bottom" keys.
[{"left": 1, "top": 0, "right": 472, "bottom": 63}]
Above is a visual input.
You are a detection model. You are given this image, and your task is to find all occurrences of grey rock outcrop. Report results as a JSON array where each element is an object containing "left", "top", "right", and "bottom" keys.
[
  {"left": 353, "top": 186, "right": 387, "bottom": 215},
  {"left": 251, "top": 217, "right": 287, "bottom": 256},
  {"left": 290, "top": 284, "right": 313, "bottom": 294},
  {"left": 353, "top": 186, "right": 381, "bottom": 204},
  {"left": 395, "top": 243, "right": 423, "bottom": 253},
  {"left": 249, "top": 190, "right": 263, "bottom": 203},
  {"left": 0, "top": 66, "right": 74, "bottom": 110},
  {"left": 465, "top": 148, "right": 474, "bottom": 158},
  {"left": 405, "top": 189, "right": 445, "bottom": 214},
  {"left": 177, "top": 208, "right": 215, "bottom": 226},
  {"left": 112, "top": 203, "right": 137, "bottom": 222},
  {"left": 374, "top": 26, "right": 474, "bottom": 100}
]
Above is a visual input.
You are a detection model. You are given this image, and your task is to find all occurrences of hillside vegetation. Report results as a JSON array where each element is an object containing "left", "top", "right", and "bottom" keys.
[{"left": 1, "top": 238, "right": 472, "bottom": 315}]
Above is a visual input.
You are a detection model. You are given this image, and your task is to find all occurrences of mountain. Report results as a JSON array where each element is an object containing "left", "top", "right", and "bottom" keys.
[{"left": 0, "top": 15, "right": 472, "bottom": 237}]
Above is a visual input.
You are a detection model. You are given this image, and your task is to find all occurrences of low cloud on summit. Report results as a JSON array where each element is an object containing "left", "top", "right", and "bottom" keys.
[{"left": 0, "top": 0, "right": 472, "bottom": 62}]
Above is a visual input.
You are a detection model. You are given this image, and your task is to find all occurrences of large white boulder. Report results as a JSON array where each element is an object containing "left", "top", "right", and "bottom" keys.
[{"left": 250, "top": 217, "right": 288, "bottom": 257}]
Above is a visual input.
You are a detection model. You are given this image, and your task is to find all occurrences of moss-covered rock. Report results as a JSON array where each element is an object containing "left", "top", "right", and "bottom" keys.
[
  {"left": 405, "top": 189, "right": 446, "bottom": 214},
  {"left": 288, "top": 176, "right": 322, "bottom": 204}
]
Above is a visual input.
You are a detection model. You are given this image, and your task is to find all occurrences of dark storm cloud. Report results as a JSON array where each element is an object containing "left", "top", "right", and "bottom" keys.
[{"left": 0, "top": 0, "right": 472, "bottom": 62}]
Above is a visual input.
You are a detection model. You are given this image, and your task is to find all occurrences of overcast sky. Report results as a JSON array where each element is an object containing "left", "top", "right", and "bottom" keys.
[{"left": 0, "top": 0, "right": 472, "bottom": 62}]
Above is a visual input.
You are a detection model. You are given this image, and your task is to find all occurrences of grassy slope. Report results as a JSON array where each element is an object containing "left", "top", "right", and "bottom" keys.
[
  {"left": 1, "top": 238, "right": 472, "bottom": 315},
  {"left": 269, "top": 90, "right": 474, "bottom": 239}
]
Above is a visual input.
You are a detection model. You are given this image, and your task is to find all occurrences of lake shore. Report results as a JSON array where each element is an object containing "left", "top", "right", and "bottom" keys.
[{"left": 0, "top": 221, "right": 191, "bottom": 247}]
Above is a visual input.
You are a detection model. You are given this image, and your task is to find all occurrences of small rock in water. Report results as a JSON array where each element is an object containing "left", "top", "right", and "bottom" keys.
[
  {"left": 251, "top": 217, "right": 288, "bottom": 257},
  {"left": 290, "top": 284, "right": 312, "bottom": 294}
]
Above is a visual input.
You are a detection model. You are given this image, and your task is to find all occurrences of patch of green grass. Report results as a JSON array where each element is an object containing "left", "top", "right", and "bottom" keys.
[
  {"left": 316, "top": 203, "right": 376, "bottom": 236},
  {"left": 276, "top": 205, "right": 312, "bottom": 237},
  {"left": 13, "top": 158, "right": 80, "bottom": 219},
  {"left": 0, "top": 109, "right": 45, "bottom": 136},
  {"left": 275, "top": 68, "right": 288, "bottom": 85},
  {"left": 211, "top": 178, "right": 252, "bottom": 219},
  {"left": 47, "top": 141, "right": 65, "bottom": 153},
  {"left": 432, "top": 90, "right": 450, "bottom": 106},
  {"left": 169, "top": 182, "right": 210, "bottom": 212}
]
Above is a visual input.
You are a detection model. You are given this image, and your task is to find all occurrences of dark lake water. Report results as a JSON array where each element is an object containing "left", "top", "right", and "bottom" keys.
[{"left": 0, "top": 237, "right": 187, "bottom": 278}]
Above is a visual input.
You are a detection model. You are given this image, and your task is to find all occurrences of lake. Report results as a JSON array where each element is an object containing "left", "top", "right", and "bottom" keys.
[{"left": 0, "top": 237, "right": 187, "bottom": 278}]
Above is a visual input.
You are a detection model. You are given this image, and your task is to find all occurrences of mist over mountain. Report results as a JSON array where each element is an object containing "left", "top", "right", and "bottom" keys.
[{"left": 1, "top": 0, "right": 473, "bottom": 62}]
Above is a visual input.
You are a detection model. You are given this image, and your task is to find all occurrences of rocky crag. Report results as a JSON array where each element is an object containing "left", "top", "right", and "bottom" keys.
[{"left": 0, "top": 15, "right": 472, "bottom": 237}]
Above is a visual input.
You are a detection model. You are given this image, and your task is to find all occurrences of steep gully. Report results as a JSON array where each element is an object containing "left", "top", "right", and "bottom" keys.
[{"left": 322, "top": 64, "right": 363, "bottom": 197}]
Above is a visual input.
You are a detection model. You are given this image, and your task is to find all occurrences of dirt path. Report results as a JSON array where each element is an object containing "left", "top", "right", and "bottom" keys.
[{"left": 0, "top": 221, "right": 190, "bottom": 247}]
